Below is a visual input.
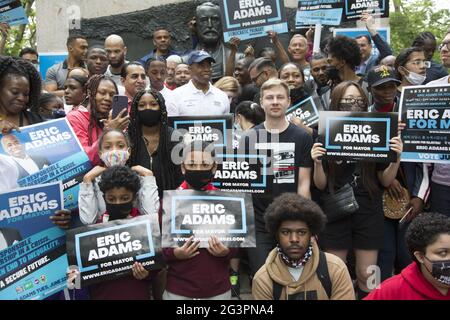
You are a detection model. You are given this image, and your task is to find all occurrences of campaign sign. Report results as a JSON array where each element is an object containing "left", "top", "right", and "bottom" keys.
[
  {"left": 219, "top": 0, "right": 288, "bottom": 42},
  {"left": 0, "top": 182, "right": 67, "bottom": 300},
  {"left": 286, "top": 96, "right": 320, "bottom": 127},
  {"left": 342, "top": 0, "right": 389, "bottom": 21},
  {"left": 399, "top": 85, "right": 450, "bottom": 163},
  {"left": 0, "top": 118, "right": 92, "bottom": 210},
  {"left": 162, "top": 190, "right": 256, "bottom": 248},
  {"left": 296, "top": 0, "right": 343, "bottom": 27},
  {"left": 334, "top": 27, "right": 390, "bottom": 44},
  {"left": 212, "top": 151, "right": 272, "bottom": 193},
  {"left": 66, "top": 215, "right": 163, "bottom": 287},
  {"left": 169, "top": 115, "right": 234, "bottom": 148},
  {"left": 39, "top": 52, "right": 68, "bottom": 81},
  {"left": 0, "top": 0, "right": 28, "bottom": 26},
  {"left": 319, "top": 111, "right": 398, "bottom": 162}
]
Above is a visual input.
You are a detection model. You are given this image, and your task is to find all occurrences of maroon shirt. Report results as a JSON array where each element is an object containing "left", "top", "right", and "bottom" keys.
[{"left": 162, "top": 182, "right": 237, "bottom": 298}]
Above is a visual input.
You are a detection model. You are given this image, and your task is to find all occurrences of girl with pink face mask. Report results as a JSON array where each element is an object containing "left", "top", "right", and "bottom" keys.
[{"left": 78, "top": 129, "right": 160, "bottom": 225}]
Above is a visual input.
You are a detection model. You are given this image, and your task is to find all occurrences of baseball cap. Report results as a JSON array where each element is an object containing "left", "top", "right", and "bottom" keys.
[
  {"left": 187, "top": 50, "right": 216, "bottom": 65},
  {"left": 367, "top": 66, "right": 401, "bottom": 87}
]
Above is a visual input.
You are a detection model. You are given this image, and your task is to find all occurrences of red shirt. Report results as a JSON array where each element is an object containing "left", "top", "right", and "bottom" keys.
[
  {"left": 67, "top": 106, "right": 102, "bottom": 166},
  {"left": 162, "top": 181, "right": 237, "bottom": 298},
  {"left": 365, "top": 262, "right": 450, "bottom": 300}
]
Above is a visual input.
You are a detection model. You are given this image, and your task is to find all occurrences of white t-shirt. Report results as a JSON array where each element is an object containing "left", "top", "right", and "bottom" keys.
[
  {"left": 428, "top": 75, "right": 450, "bottom": 85},
  {"left": 166, "top": 80, "right": 230, "bottom": 117}
]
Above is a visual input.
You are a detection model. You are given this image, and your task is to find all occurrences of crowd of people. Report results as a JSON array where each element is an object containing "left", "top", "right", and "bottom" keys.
[{"left": 0, "top": 2, "right": 449, "bottom": 301}]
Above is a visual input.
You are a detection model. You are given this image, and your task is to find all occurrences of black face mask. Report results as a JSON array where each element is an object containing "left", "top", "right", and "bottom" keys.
[
  {"left": 184, "top": 169, "right": 214, "bottom": 190},
  {"left": 106, "top": 202, "right": 133, "bottom": 221},
  {"left": 425, "top": 257, "right": 450, "bottom": 286},
  {"left": 326, "top": 66, "right": 340, "bottom": 82},
  {"left": 139, "top": 109, "right": 161, "bottom": 127}
]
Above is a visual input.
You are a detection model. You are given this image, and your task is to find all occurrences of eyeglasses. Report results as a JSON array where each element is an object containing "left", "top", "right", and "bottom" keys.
[
  {"left": 340, "top": 98, "right": 366, "bottom": 106},
  {"left": 407, "top": 60, "right": 431, "bottom": 68},
  {"left": 438, "top": 41, "right": 450, "bottom": 51}
]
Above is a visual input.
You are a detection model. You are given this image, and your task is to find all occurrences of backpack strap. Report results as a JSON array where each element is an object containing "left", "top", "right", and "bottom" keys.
[
  {"left": 316, "top": 250, "right": 332, "bottom": 299},
  {"left": 272, "top": 281, "right": 283, "bottom": 300}
]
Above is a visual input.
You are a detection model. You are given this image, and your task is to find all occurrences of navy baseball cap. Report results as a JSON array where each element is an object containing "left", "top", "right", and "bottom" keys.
[{"left": 187, "top": 50, "right": 216, "bottom": 65}]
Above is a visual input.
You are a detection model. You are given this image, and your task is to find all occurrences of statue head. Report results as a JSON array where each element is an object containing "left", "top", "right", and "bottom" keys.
[{"left": 195, "top": 2, "right": 222, "bottom": 47}]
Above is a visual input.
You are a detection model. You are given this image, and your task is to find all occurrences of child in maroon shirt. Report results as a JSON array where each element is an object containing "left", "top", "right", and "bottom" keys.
[{"left": 162, "top": 141, "right": 237, "bottom": 300}]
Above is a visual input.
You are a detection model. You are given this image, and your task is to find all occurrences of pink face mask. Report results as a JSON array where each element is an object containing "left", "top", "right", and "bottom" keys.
[{"left": 100, "top": 150, "right": 130, "bottom": 167}]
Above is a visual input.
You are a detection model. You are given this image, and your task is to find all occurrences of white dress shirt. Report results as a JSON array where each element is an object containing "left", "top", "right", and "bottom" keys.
[{"left": 166, "top": 80, "right": 230, "bottom": 117}]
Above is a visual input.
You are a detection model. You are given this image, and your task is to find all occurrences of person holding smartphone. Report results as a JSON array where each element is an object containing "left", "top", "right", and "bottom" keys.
[{"left": 67, "top": 74, "right": 130, "bottom": 166}]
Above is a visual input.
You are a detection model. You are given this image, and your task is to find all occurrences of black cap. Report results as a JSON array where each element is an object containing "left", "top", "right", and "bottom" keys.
[{"left": 367, "top": 66, "right": 401, "bottom": 87}]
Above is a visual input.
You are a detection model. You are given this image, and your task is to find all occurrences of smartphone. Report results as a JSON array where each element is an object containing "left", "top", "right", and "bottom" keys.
[{"left": 111, "top": 95, "right": 129, "bottom": 119}]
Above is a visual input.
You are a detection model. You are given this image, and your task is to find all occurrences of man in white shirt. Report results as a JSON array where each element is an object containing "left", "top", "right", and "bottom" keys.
[
  {"left": 166, "top": 51, "right": 230, "bottom": 117},
  {"left": 1, "top": 134, "right": 50, "bottom": 180}
]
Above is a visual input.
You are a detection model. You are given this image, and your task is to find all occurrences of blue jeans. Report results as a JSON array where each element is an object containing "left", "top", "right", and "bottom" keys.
[
  {"left": 430, "top": 181, "right": 450, "bottom": 217},
  {"left": 377, "top": 218, "right": 411, "bottom": 282}
]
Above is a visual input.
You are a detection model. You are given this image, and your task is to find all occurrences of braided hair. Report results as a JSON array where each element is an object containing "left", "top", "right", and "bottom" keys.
[
  {"left": 82, "top": 74, "right": 118, "bottom": 145},
  {"left": 0, "top": 56, "right": 42, "bottom": 112},
  {"left": 128, "top": 89, "right": 176, "bottom": 192}
]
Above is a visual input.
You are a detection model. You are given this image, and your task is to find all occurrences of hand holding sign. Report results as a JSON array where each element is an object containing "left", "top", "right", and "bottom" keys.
[
  {"left": 0, "top": 118, "right": 20, "bottom": 135},
  {"left": 50, "top": 209, "right": 72, "bottom": 230},
  {"left": 0, "top": 22, "right": 10, "bottom": 37},
  {"left": 311, "top": 143, "right": 326, "bottom": 165},
  {"left": 389, "top": 136, "right": 403, "bottom": 161},
  {"left": 207, "top": 236, "right": 230, "bottom": 258},
  {"left": 132, "top": 262, "right": 149, "bottom": 280},
  {"left": 361, "top": 12, "right": 377, "bottom": 36},
  {"left": 174, "top": 236, "right": 201, "bottom": 260}
]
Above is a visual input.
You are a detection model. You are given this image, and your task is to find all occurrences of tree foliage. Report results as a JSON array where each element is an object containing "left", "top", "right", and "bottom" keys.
[
  {"left": 390, "top": 0, "right": 450, "bottom": 59},
  {"left": 3, "top": 0, "right": 36, "bottom": 56}
]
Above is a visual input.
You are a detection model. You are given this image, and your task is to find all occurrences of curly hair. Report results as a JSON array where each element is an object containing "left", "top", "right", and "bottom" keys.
[
  {"left": 264, "top": 193, "right": 327, "bottom": 238},
  {"left": 98, "top": 165, "right": 141, "bottom": 196},
  {"left": 405, "top": 212, "right": 450, "bottom": 263},
  {"left": 327, "top": 35, "right": 362, "bottom": 69},
  {"left": 0, "top": 56, "right": 42, "bottom": 111}
]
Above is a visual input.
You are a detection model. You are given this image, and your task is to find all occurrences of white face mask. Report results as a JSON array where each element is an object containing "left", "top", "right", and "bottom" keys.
[
  {"left": 100, "top": 150, "right": 130, "bottom": 167},
  {"left": 404, "top": 68, "right": 426, "bottom": 85}
]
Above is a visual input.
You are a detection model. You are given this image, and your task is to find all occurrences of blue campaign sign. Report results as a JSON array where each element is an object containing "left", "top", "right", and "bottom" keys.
[
  {"left": 0, "top": 0, "right": 28, "bottom": 26},
  {"left": 333, "top": 27, "right": 390, "bottom": 44},
  {"left": 296, "top": 0, "right": 343, "bottom": 27},
  {"left": 220, "top": 0, "right": 288, "bottom": 42},
  {"left": 38, "top": 52, "right": 68, "bottom": 81},
  {"left": 0, "top": 182, "right": 68, "bottom": 300},
  {"left": 0, "top": 118, "right": 92, "bottom": 210},
  {"left": 334, "top": 27, "right": 390, "bottom": 56}
]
